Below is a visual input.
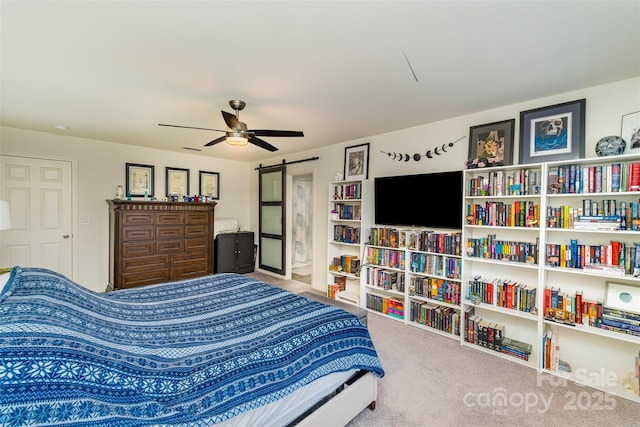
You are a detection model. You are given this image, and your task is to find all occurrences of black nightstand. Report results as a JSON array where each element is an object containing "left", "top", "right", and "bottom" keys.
[{"left": 214, "top": 231, "right": 255, "bottom": 273}]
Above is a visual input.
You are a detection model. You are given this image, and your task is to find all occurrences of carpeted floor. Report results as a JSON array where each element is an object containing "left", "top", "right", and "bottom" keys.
[{"left": 245, "top": 271, "right": 640, "bottom": 426}]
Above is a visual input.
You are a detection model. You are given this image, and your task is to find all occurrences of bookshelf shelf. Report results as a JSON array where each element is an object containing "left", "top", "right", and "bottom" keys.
[
  {"left": 461, "top": 341, "right": 535, "bottom": 368},
  {"left": 543, "top": 318, "right": 640, "bottom": 345},
  {"left": 463, "top": 256, "right": 540, "bottom": 270}
]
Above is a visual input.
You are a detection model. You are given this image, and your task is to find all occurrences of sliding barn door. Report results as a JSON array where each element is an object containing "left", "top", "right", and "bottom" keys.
[{"left": 258, "top": 164, "right": 285, "bottom": 274}]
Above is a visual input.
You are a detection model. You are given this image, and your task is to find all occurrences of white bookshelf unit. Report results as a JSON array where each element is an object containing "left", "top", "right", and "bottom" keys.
[
  {"left": 462, "top": 163, "right": 544, "bottom": 369},
  {"left": 461, "top": 154, "right": 640, "bottom": 404},
  {"left": 540, "top": 154, "right": 640, "bottom": 403},
  {"left": 327, "top": 179, "right": 372, "bottom": 306},
  {"left": 362, "top": 227, "right": 463, "bottom": 339}
]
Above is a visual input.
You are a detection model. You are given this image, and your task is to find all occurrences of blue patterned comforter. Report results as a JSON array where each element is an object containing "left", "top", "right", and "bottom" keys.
[{"left": 0, "top": 267, "right": 384, "bottom": 426}]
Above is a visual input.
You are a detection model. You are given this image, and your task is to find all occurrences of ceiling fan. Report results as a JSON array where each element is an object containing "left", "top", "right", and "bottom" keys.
[{"left": 158, "top": 100, "right": 304, "bottom": 152}]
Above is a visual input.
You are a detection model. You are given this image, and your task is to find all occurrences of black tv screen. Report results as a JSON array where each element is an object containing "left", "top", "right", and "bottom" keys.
[{"left": 374, "top": 170, "right": 463, "bottom": 229}]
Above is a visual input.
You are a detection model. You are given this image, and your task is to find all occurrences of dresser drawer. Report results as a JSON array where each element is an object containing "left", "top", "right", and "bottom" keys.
[
  {"left": 122, "top": 212, "right": 154, "bottom": 226},
  {"left": 122, "top": 255, "right": 170, "bottom": 274},
  {"left": 172, "top": 252, "right": 209, "bottom": 267},
  {"left": 157, "top": 240, "right": 185, "bottom": 254},
  {"left": 171, "top": 263, "right": 210, "bottom": 281},
  {"left": 156, "top": 225, "right": 184, "bottom": 240},
  {"left": 122, "top": 241, "right": 154, "bottom": 258},
  {"left": 184, "top": 238, "right": 209, "bottom": 252},
  {"left": 157, "top": 212, "right": 184, "bottom": 225},
  {"left": 122, "top": 226, "right": 154, "bottom": 241},
  {"left": 185, "top": 211, "right": 210, "bottom": 224},
  {"left": 185, "top": 224, "right": 209, "bottom": 239},
  {"left": 120, "top": 270, "right": 170, "bottom": 289}
]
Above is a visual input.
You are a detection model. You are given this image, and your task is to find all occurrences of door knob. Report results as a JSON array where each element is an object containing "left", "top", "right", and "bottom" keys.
[{"left": 63, "top": 234, "right": 71, "bottom": 239}]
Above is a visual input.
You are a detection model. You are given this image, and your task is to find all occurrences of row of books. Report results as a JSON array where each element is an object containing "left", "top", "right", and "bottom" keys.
[
  {"left": 544, "top": 239, "right": 637, "bottom": 274},
  {"left": 466, "top": 277, "right": 537, "bottom": 313},
  {"left": 406, "top": 231, "right": 462, "bottom": 256},
  {"left": 368, "top": 226, "right": 402, "bottom": 248},
  {"left": 332, "top": 182, "right": 362, "bottom": 200},
  {"left": 365, "top": 293, "right": 404, "bottom": 320},
  {"left": 409, "top": 252, "right": 461, "bottom": 279},
  {"left": 365, "top": 246, "right": 406, "bottom": 270},
  {"left": 543, "top": 287, "right": 603, "bottom": 328},
  {"left": 332, "top": 224, "right": 360, "bottom": 244},
  {"left": 466, "top": 168, "right": 541, "bottom": 197},
  {"left": 464, "top": 306, "right": 533, "bottom": 361},
  {"left": 329, "top": 255, "right": 360, "bottom": 275},
  {"left": 332, "top": 203, "right": 361, "bottom": 220},
  {"left": 466, "top": 235, "right": 539, "bottom": 264},
  {"left": 601, "top": 307, "right": 640, "bottom": 337},
  {"left": 409, "top": 300, "right": 461, "bottom": 335},
  {"left": 466, "top": 200, "right": 540, "bottom": 228},
  {"left": 547, "top": 162, "right": 640, "bottom": 194},
  {"left": 409, "top": 276, "right": 461, "bottom": 306},
  {"left": 546, "top": 199, "right": 640, "bottom": 230},
  {"left": 364, "top": 266, "right": 405, "bottom": 293}
]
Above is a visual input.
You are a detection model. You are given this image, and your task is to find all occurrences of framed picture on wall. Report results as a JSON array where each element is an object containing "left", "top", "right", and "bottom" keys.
[
  {"left": 166, "top": 167, "right": 189, "bottom": 197},
  {"left": 621, "top": 111, "right": 640, "bottom": 153},
  {"left": 126, "top": 163, "right": 154, "bottom": 197},
  {"left": 199, "top": 170, "right": 220, "bottom": 199},
  {"left": 343, "top": 142, "right": 369, "bottom": 180},
  {"left": 467, "top": 118, "right": 515, "bottom": 167},
  {"left": 519, "top": 99, "right": 586, "bottom": 164}
]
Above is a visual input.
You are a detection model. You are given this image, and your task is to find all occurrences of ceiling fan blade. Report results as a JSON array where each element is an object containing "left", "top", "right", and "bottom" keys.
[
  {"left": 250, "top": 129, "right": 304, "bottom": 137},
  {"left": 249, "top": 135, "right": 278, "bottom": 152},
  {"left": 158, "top": 123, "right": 226, "bottom": 132},
  {"left": 221, "top": 110, "right": 242, "bottom": 130},
  {"left": 204, "top": 136, "right": 226, "bottom": 147}
]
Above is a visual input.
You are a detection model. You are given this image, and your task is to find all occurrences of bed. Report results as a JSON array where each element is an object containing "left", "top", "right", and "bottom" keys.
[{"left": 0, "top": 267, "right": 384, "bottom": 426}]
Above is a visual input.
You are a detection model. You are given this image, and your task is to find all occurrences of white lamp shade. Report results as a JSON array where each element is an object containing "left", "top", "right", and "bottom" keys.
[{"left": 0, "top": 200, "right": 12, "bottom": 230}]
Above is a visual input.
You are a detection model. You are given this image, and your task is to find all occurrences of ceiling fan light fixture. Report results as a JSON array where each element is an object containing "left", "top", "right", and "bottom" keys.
[{"left": 226, "top": 132, "right": 248, "bottom": 146}]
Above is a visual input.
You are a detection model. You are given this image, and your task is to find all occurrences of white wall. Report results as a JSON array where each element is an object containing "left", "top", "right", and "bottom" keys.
[
  {"left": 1, "top": 77, "right": 638, "bottom": 293},
  {"left": 0, "top": 128, "right": 253, "bottom": 291},
  {"left": 250, "top": 77, "right": 640, "bottom": 293}
]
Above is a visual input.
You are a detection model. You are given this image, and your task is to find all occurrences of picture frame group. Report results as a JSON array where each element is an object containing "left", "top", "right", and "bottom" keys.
[
  {"left": 467, "top": 98, "right": 588, "bottom": 168},
  {"left": 124, "top": 163, "right": 219, "bottom": 200}
]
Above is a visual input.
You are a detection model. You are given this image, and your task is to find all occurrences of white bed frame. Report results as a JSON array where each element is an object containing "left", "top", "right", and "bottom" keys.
[{"left": 294, "top": 371, "right": 378, "bottom": 426}]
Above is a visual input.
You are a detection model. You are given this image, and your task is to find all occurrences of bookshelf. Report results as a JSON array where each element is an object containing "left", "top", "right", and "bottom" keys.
[
  {"left": 541, "top": 154, "right": 640, "bottom": 403},
  {"left": 461, "top": 154, "right": 640, "bottom": 404},
  {"left": 363, "top": 228, "right": 407, "bottom": 322},
  {"left": 462, "top": 163, "right": 544, "bottom": 369},
  {"left": 362, "top": 227, "right": 463, "bottom": 337},
  {"left": 405, "top": 229, "right": 463, "bottom": 339},
  {"left": 327, "top": 179, "right": 372, "bottom": 305}
]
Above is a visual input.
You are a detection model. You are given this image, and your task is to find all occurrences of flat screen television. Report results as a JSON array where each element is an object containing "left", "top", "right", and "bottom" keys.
[{"left": 374, "top": 170, "right": 463, "bottom": 229}]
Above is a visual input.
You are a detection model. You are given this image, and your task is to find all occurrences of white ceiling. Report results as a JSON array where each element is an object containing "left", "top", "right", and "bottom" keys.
[{"left": 1, "top": 1, "right": 639, "bottom": 162}]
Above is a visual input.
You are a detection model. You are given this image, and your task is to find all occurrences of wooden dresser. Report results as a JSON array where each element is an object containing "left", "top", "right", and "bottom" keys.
[{"left": 107, "top": 200, "right": 216, "bottom": 290}]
